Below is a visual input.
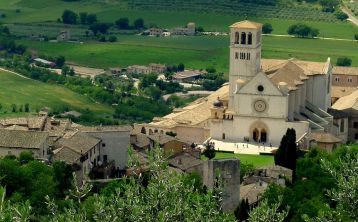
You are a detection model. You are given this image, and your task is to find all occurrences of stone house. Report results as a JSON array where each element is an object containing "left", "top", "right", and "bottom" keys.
[
  {"left": 172, "top": 70, "right": 207, "bottom": 83},
  {"left": 332, "top": 66, "right": 358, "bottom": 87},
  {"left": 147, "top": 133, "right": 189, "bottom": 156},
  {"left": 171, "top": 22, "right": 196, "bottom": 36},
  {"left": 168, "top": 152, "right": 203, "bottom": 175},
  {"left": 79, "top": 125, "right": 132, "bottom": 170},
  {"left": 127, "top": 65, "right": 151, "bottom": 75},
  {"left": 332, "top": 89, "right": 358, "bottom": 142},
  {"left": 53, "top": 131, "right": 101, "bottom": 181},
  {"left": 309, "top": 132, "right": 342, "bottom": 152},
  {"left": 149, "top": 63, "right": 167, "bottom": 74},
  {"left": 57, "top": 30, "right": 71, "bottom": 42},
  {"left": 0, "top": 129, "right": 49, "bottom": 160}
]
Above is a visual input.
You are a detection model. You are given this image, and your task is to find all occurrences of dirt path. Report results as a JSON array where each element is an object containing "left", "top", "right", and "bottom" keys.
[
  {"left": 0, "top": 67, "right": 30, "bottom": 79},
  {"left": 263, "top": 33, "right": 358, "bottom": 42},
  {"left": 342, "top": 6, "right": 358, "bottom": 27}
]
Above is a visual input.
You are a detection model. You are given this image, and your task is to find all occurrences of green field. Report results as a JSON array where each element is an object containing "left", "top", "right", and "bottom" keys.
[
  {"left": 0, "top": 70, "right": 113, "bottom": 117},
  {"left": 19, "top": 35, "right": 358, "bottom": 75},
  {"left": 0, "top": 0, "right": 357, "bottom": 39},
  {"left": 203, "top": 152, "right": 274, "bottom": 168}
]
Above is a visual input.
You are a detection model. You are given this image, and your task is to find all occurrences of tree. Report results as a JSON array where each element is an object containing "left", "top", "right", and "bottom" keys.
[
  {"left": 62, "top": 9, "right": 78, "bottom": 24},
  {"left": 319, "top": 0, "right": 340, "bottom": 12},
  {"left": 248, "top": 196, "right": 289, "bottom": 222},
  {"left": 0, "top": 103, "right": 2, "bottom": 111},
  {"left": 335, "top": 11, "right": 348, "bottom": 20},
  {"left": 55, "top": 56, "right": 65, "bottom": 68},
  {"left": 336, "top": 57, "right": 352, "bottom": 66},
  {"left": 355, "top": 33, "right": 358, "bottom": 40},
  {"left": 19, "top": 151, "right": 34, "bottom": 164},
  {"left": 90, "top": 23, "right": 111, "bottom": 35},
  {"left": 203, "top": 141, "right": 216, "bottom": 159},
  {"left": 274, "top": 128, "right": 297, "bottom": 175},
  {"left": 79, "top": 12, "right": 88, "bottom": 25},
  {"left": 11, "top": 104, "right": 16, "bottom": 112},
  {"left": 61, "top": 66, "right": 70, "bottom": 75},
  {"left": 262, "top": 23, "right": 273, "bottom": 34},
  {"left": 86, "top": 13, "right": 97, "bottom": 25},
  {"left": 288, "top": 23, "right": 319, "bottom": 38},
  {"left": 145, "top": 86, "right": 162, "bottom": 100},
  {"left": 177, "top": 63, "right": 185, "bottom": 71},
  {"left": 115, "top": 17, "right": 130, "bottom": 29},
  {"left": 134, "top": 18, "right": 144, "bottom": 29},
  {"left": 24, "top": 103, "right": 29, "bottom": 112}
]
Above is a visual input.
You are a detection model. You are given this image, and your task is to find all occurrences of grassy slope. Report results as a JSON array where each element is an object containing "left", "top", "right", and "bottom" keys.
[
  {"left": 203, "top": 152, "right": 274, "bottom": 168},
  {"left": 20, "top": 35, "right": 358, "bottom": 75},
  {"left": 0, "top": 0, "right": 357, "bottom": 39},
  {"left": 0, "top": 70, "right": 113, "bottom": 116}
]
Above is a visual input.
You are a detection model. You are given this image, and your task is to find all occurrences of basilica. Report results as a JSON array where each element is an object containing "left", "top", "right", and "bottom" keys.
[
  {"left": 135, "top": 20, "right": 346, "bottom": 149},
  {"left": 210, "top": 20, "right": 333, "bottom": 146}
]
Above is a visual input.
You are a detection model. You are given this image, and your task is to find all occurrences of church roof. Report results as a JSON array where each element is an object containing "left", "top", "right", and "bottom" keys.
[
  {"left": 268, "top": 61, "right": 307, "bottom": 91},
  {"left": 230, "top": 20, "right": 262, "bottom": 29},
  {"left": 262, "top": 59, "right": 329, "bottom": 76}
]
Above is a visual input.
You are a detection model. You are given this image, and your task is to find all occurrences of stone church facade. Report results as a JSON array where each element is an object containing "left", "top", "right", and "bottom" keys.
[{"left": 210, "top": 20, "right": 334, "bottom": 146}]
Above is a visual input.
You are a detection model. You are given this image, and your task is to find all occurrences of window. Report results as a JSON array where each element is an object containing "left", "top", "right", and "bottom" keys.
[
  {"left": 348, "top": 77, "right": 353, "bottom": 83},
  {"left": 340, "top": 119, "right": 345, "bottom": 133},
  {"left": 248, "top": 32, "right": 252, "bottom": 45},
  {"left": 222, "top": 133, "right": 226, "bottom": 140},
  {"left": 235, "top": 32, "right": 240, "bottom": 44},
  {"left": 102, "top": 143, "right": 106, "bottom": 147},
  {"left": 247, "top": 53, "right": 251, "bottom": 60},
  {"left": 235, "top": 52, "right": 239, "bottom": 59},
  {"left": 257, "top": 85, "right": 264, "bottom": 92},
  {"left": 355, "top": 133, "right": 358, "bottom": 140},
  {"left": 354, "top": 122, "right": 358, "bottom": 128},
  {"left": 103, "top": 155, "right": 108, "bottom": 162},
  {"left": 335, "top": 77, "right": 340, "bottom": 82},
  {"left": 241, "top": 32, "right": 246, "bottom": 44}
]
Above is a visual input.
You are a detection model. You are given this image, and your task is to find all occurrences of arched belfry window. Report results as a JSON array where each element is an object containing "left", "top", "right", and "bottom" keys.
[
  {"left": 235, "top": 32, "right": 240, "bottom": 44},
  {"left": 248, "top": 32, "right": 253, "bottom": 45},
  {"left": 241, "top": 32, "right": 246, "bottom": 44}
]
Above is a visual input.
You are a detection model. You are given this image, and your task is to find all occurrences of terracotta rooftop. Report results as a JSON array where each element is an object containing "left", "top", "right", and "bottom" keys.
[
  {"left": 53, "top": 146, "right": 81, "bottom": 164},
  {"left": 169, "top": 152, "right": 203, "bottom": 171},
  {"left": 240, "top": 183, "right": 267, "bottom": 205},
  {"left": 0, "top": 129, "right": 48, "bottom": 149},
  {"left": 333, "top": 66, "right": 358, "bottom": 76},
  {"left": 57, "top": 132, "right": 100, "bottom": 154},
  {"left": 309, "top": 132, "right": 341, "bottom": 143},
  {"left": 230, "top": 20, "right": 262, "bottom": 29},
  {"left": 332, "top": 89, "right": 358, "bottom": 111},
  {"left": 331, "top": 86, "right": 357, "bottom": 99}
]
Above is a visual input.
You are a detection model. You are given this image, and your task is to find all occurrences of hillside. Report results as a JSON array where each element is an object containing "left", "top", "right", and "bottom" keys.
[{"left": 0, "top": 70, "right": 113, "bottom": 117}]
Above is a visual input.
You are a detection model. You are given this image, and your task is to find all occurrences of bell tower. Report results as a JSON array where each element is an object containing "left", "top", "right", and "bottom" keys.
[{"left": 228, "top": 20, "right": 262, "bottom": 109}]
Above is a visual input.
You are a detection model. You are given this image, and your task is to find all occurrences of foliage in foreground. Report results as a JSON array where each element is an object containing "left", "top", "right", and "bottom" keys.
[{"left": 0, "top": 148, "right": 235, "bottom": 221}]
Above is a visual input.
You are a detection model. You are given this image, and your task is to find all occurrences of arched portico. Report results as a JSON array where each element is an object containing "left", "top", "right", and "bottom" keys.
[{"left": 249, "top": 121, "right": 269, "bottom": 143}]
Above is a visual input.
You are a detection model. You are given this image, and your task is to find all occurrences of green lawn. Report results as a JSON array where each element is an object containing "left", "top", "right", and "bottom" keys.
[
  {"left": 20, "top": 35, "right": 358, "bottom": 75},
  {"left": 0, "top": 0, "right": 357, "bottom": 39},
  {"left": 0, "top": 70, "right": 113, "bottom": 117},
  {"left": 203, "top": 152, "right": 274, "bottom": 168}
]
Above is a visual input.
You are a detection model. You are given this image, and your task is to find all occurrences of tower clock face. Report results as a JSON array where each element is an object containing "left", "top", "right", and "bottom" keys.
[{"left": 254, "top": 100, "right": 267, "bottom": 112}]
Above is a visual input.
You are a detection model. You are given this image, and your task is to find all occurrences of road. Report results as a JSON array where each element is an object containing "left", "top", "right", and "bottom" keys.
[
  {"left": 163, "top": 90, "right": 213, "bottom": 100},
  {"left": 342, "top": 6, "right": 358, "bottom": 27},
  {"left": 0, "top": 67, "right": 30, "bottom": 79},
  {"left": 263, "top": 33, "right": 358, "bottom": 42}
]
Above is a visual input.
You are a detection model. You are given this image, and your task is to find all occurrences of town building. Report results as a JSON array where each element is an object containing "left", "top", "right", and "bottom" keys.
[
  {"left": 148, "top": 28, "right": 164, "bottom": 36},
  {"left": 34, "top": 58, "right": 56, "bottom": 67},
  {"left": 57, "top": 30, "right": 71, "bottom": 42},
  {"left": 171, "top": 22, "right": 196, "bottom": 36},
  {"left": 332, "top": 90, "right": 358, "bottom": 142},
  {"left": 0, "top": 129, "right": 49, "bottom": 159},
  {"left": 127, "top": 65, "right": 152, "bottom": 75},
  {"left": 332, "top": 66, "right": 358, "bottom": 87},
  {"left": 172, "top": 70, "right": 207, "bottom": 83},
  {"left": 149, "top": 63, "right": 167, "bottom": 73}
]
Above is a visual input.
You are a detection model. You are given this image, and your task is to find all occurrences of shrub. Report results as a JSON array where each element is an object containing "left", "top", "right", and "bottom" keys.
[
  {"left": 335, "top": 11, "right": 348, "bottom": 20},
  {"left": 355, "top": 33, "right": 358, "bottom": 40},
  {"left": 108, "top": 36, "right": 117, "bottom": 42},
  {"left": 336, "top": 57, "right": 352, "bottom": 67}
]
